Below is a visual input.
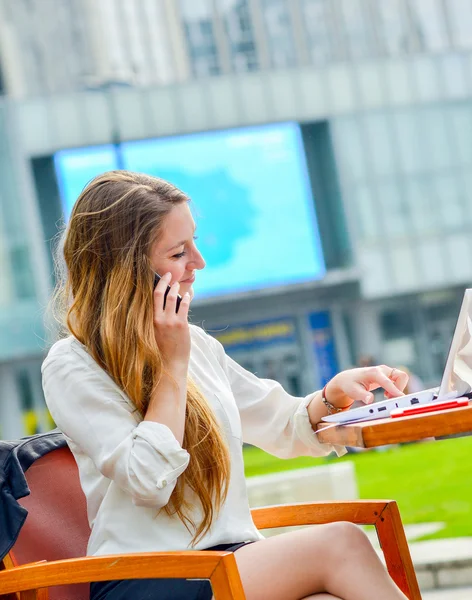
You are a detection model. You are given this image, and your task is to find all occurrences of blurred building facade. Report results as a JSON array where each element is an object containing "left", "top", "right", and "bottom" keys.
[{"left": 1, "top": 0, "right": 472, "bottom": 437}]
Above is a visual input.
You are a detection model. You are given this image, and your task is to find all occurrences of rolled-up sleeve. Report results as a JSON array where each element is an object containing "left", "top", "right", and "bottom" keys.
[
  {"left": 202, "top": 331, "right": 346, "bottom": 459},
  {"left": 42, "top": 349, "right": 190, "bottom": 508}
]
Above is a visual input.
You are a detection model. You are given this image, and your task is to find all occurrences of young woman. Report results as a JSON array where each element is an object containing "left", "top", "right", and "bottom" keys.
[{"left": 42, "top": 171, "right": 409, "bottom": 600}]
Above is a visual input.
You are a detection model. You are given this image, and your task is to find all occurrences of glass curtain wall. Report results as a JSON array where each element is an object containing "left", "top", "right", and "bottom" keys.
[
  {"left": 217, "top": 0, "right": 259, "bottom": 71},
  {"left": 0, "top": 100, "right": 44, "bottom": 361},
  {"left": 332, "top": 102, "right": 472, "bottom": 295},
  {"left": 260, "top": 0, "right": 296, "bottom": 68},
  {"left": 180, "top": 0, "right": 222, "bottom": 76}
]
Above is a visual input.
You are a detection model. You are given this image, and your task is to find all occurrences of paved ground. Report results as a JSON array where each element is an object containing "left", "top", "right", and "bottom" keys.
[
  {"left": 409, "top": 536, "right": 472, "bottom": 567},
  {"left": 367, "top": 522, "right": 472, "bottom": 595},
  {"left": 422, "top": 587, "right": 472, "bottom": 599}
]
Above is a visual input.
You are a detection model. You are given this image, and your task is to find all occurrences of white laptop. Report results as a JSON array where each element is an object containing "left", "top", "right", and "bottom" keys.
[{"left": 321, "top": 289, "right": 472, "bottom": 424}]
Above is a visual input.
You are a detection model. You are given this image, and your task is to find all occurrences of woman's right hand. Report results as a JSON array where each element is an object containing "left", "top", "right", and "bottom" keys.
[{"left": 153, "top": 272, "right": 191, "bottom": 370}]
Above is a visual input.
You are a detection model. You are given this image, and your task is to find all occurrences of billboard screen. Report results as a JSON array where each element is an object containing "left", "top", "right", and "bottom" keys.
[
  {"left": 54, "top": 122, "right": 325, "bottom": 299},
  {"left": 54, "top": 145, "right": 118, "bottom": 220}
]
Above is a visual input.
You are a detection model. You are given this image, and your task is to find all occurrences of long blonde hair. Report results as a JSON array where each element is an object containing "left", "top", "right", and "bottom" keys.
[{"left": 51, "top": 170, "right": 230, "bottom": 543}]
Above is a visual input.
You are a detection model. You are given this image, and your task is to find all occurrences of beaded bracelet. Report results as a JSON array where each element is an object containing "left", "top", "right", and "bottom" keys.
[{"left": 321, "top": 384, "right": 345, "bottom": 415}]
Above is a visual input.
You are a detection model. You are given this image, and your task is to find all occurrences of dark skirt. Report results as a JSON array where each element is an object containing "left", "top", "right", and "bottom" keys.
[{"left": 89, "top": 542, "right": 253, "bottom": 600}]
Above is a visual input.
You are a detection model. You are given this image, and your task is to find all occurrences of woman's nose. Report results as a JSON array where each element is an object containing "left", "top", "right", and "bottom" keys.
[{"left": 192, "top": 249, "right": 206, "bottom": 270}]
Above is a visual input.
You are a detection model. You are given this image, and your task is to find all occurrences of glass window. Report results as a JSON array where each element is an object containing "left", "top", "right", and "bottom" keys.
[
  {"left": 332, "top": 117, "right": 368, "bottom": 184},
  {"left": 440, "top": 54, "right": 469, "bottom": 98},
  {"left": 380, "top": 306, "right": 422, "bottom": 376},
  {"left": 353, "top": 184, "right": 380, "bottom": 241},
  {"left": 419, "top": 106, "right": 453, "bottom": 170},
  {"left": 411, "top": 55, "right": 441, "bottom": 100},
  {"left": 372, "top": 0, "right": 412, "bottom": 56},
  {"left": 391, "top": 246, "right": 419, "bottom": 291},
  {"left": 409, "top": 0, "right": 450, "bottom": 52},
  {"left": 381, "top": 306, "right": 416, "bottom": 339},
  {"left": 0, "top": 106, "right": 36, "bottom": 303},
  {"left": 339, "top": 0, "right": 378, "bottom": 60},
  {"left": 420, "top": 292, "right": 463, "bottom": 380},
  {"left": 10, "top": 245, "right": 36, "bottom": 300},
  {"left": 448, "top": 0, "right": 472, "bottom": 49},
  {"left": 16, "top": 368, "right": 41, "bottom": 435},
  {"left": 0, "top": 211, "right": 14, "bottom": 307},
  {"left": 433, "top": 173, "right": 466, "bottom": 230},
  {"left": 462, "top": 172, "right": 472, "bottom": 224},
  {"left": 301, "top": 0, "right": 341, "bottom": 65},
  {"left": 180, "top": 0, "right": 221, "bottom": 77},
  {"left": 377, "top": 179, "right": 410, "bottom": 238},
  {"left": 404, "top": 176, "right": 439, "bottom": 234},
  {"left": 17, "top": 369, "right": 34, "bottom": 412},
  {"left": 218, "top": 0, "right": 259, "bottom": 72},
  {"left": 363, "top": 113, "right": 395, "bottom": 177},
  {"left": 450, "top": 105, "right": 472, "bottom": 165},
  {"left": 260, "top": 0, "right": 296, "bottom": 68},
  {"left": 97, "top": 0, "right": 130, "bottom": 80},
  {"left": 392, "top": 110, "right": 425, "bottom": 174},
  {"left": 69, "top": 0, "right": 96, "bottom": 84}
]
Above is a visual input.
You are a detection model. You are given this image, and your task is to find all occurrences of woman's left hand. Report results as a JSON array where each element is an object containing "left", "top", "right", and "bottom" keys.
[{"left": 325, "top": 365, "right": 409, "bottom": 410}]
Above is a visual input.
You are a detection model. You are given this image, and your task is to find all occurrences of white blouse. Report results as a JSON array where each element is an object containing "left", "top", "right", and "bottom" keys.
[{"left": 41, "top": 325, "right": 345, "bottom": 556}]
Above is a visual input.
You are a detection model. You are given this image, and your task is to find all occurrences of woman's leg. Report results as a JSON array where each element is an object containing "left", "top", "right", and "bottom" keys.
[
  {"left": 302, "top": 596, "right": 342, "bottom": 599},
  {"left": 303, "top": 596, "right": 342, "bottom": 599},
  {"left": 233, "top": 522, "right": 408, "bottom": 600}
]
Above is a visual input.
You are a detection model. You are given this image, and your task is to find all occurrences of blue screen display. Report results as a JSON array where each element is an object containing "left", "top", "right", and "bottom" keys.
[
  {"left": 54, "top": 122, "right": 325, "bottom": 299},
  {"left": 54, "top": 145, "right": 118, "bottom": 220}
]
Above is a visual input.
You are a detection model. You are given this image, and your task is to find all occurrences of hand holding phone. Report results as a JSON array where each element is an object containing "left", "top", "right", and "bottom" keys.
[
  {"left": 153, "top": 273, "right": 182, "bottom": 313},
  {"left": 152, "top": 272, "right": 191, "bottom": 368}
]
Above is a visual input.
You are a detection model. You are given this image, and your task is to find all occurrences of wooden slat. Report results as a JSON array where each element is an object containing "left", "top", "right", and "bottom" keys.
[
  {"left": 0, "top": 556, "right": 20, "bottom": 600},
  {"left": 0, "top": 552, "right": 234, "bottom": 598},
  {"left": 316, "top": 402, "right": 472, "bottom": 448},
  {"left": 375, "top": 503, "right": 422, "bottom": 600},
  {"left": 19, "top": 591, "right": 48, "bottom": 600},
  {"left": 251, "top": 500, "right": 389, "bottom": 529},
  {"left": 1, "top": 557, "right": 16, "bottom": 572},
  {"left": 209, "top": 554, "right": 246, "bottom": 600}
]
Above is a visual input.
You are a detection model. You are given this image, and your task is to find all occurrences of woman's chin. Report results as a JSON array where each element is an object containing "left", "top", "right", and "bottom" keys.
[{"left": 180, "top": 283, "right": 194, "bottom": 300}]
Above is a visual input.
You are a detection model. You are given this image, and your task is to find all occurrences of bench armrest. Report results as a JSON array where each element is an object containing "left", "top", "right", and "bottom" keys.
[
  {"left": 251, "top": 500, "right": 421, "bottom": 600},
  {"left": 0, "top": 551, "right": 246, "bottom": 600}
]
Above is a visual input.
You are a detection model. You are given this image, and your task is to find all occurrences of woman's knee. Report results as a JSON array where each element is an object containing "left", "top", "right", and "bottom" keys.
[{"left": 319, "top": 521, "right": 374, "bottom": 559}]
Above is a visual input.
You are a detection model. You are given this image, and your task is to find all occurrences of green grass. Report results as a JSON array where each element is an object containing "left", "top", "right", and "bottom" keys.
[{"left": 243, "top": 435, "right": 472, "bottom": 540}]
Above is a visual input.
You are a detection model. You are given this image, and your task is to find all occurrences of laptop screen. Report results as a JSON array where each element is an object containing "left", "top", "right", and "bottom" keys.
[{"left": 438, "top": 289, "right": 472, "bottom": 398}]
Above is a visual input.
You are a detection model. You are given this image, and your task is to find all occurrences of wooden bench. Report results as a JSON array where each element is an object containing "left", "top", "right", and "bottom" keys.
[{"left": 0, "top": 446, "right": 422, "bottom": 599}]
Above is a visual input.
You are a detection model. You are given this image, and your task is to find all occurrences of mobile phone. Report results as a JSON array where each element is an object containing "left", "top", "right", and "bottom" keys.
[
  {"left": 390, "top": 397, "right": 469, "bottom": 418},
  {"left": 153, "top": 273, "right": 182, "bottom": 313}
]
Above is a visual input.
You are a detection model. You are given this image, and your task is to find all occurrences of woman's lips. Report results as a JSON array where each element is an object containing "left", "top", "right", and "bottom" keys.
[{"left": 181, "top": 274, "right": 195, "bottom": 284}]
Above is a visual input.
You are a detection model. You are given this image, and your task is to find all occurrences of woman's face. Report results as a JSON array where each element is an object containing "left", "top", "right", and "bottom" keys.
[{"left": 149, "top": 202, "right": 205, "bottom": 297}]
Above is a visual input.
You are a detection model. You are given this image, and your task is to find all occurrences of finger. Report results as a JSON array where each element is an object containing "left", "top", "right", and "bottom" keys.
[
  {"left": 372, "top": 369, "right": 405, "bottom": 398},
  {"left": 165, "top": 282, "right": 181, "bottom": 313},
  {"left": 177, "top": 292, "right": 191, "bottom": 319},
  {"left": 344, "top": 382, "right": 374, "bottom": 405},
  {"left": 392, "top": 369, "right": 409, "bottom": 392},
  {"left": 378, "top": 365, "right": 409, "bottom": 396},
  {"left": 154, "top": 272, "right": 172, "bottom": 313}
]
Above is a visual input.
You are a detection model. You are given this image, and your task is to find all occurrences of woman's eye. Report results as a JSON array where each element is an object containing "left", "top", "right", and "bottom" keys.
[{"left": 171, "top": 236, "right": 197, "bottom": 259}]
